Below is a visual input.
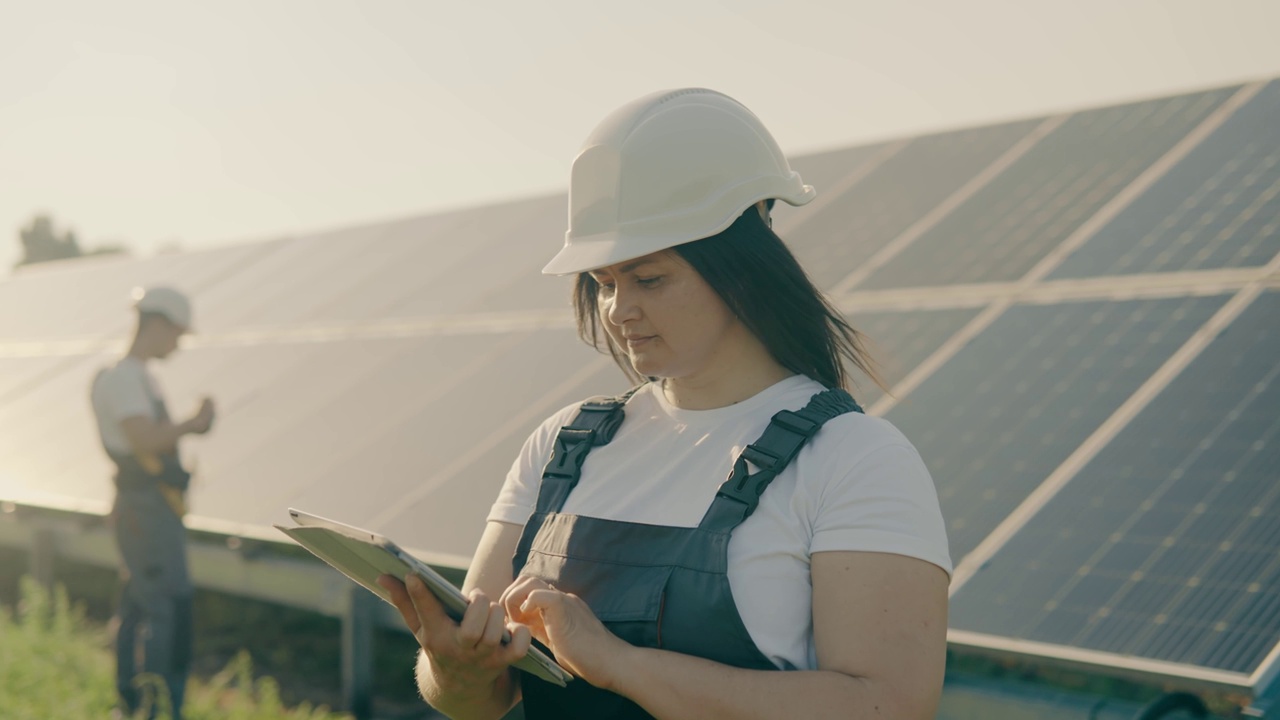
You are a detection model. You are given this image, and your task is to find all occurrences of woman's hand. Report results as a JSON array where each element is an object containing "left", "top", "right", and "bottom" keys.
[
  {"left": 378, "top": 573, "right": 531, "bottom": 698},
  {"left": 500, "top": 576, "right": 631, "bottom": 690}
]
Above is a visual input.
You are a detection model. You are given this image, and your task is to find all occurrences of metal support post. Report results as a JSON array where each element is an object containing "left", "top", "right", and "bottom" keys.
[
  {"left": 30, "top": 525, "right": 56, "bottom": 591},
  {"left": 341, "top": 584, "right": 376, "bottom": 719}
]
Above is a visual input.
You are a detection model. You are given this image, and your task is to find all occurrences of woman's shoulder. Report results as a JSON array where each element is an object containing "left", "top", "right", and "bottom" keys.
[
  {"left": 805, "top": 402, "right": 922, "bottom": 469},
  {"left": 529, "top": 385, "right": 651, "bottom": 437},
  {"left": 773, "top": 380, "right": 915, "bottom": 452}
]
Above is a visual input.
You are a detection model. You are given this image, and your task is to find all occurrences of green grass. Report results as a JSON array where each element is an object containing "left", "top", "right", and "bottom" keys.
[{"left": 0, "top": 577, "right": 353, "bottom": 720}]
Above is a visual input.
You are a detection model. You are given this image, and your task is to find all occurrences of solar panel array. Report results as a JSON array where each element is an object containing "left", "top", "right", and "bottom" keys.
[{"left": 1, "top": 79, "right": 1277, "bottom": 693}]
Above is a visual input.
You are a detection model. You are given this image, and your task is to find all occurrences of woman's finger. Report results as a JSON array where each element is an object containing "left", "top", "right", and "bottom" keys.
[
  {"left": 480, "top": 601, "right": 508, "bottom": 648},
  {"left": 456, "top": 589, "right": 494, "bottom": 649},
  {"left": 403, "top": 574, "right": 454, "bottom": 648},
  {"left": 520, "top": 588, "right": 565, "bottom": 616},
  {"left": 501, "top": 575, "right": 551, "bottom": 622},
  {"left": 499, "top": 623, "right": 533, "bottom": 664},
  {"left": 376, "top": 575, "right": 421, "bottom": 636}
]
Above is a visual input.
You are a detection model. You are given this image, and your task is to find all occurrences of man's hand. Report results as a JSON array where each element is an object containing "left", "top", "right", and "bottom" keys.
[{"left": 189, "top": 397, "right": 216, "bottom": 434}]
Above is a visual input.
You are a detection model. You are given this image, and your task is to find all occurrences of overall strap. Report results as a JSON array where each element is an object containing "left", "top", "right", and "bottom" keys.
[
  {"left": 535, "top": 385, "right": 644, "bottom": 514},
  {"left": 699, "top": 388, "right": 863, "bottom": 533}
]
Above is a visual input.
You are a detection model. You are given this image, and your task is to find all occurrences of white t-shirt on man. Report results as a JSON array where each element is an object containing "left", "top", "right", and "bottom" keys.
[
  {"left": 90, "top": 356, "right": 161, "bottom": 456},
  {"left": 488, "top": 374, "right": 951, "bottom": 672}
]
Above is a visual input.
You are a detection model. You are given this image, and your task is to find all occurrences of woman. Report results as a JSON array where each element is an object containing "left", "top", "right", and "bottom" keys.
[{"left": 379, "top": 88, "right": 951, "bottom": 719}]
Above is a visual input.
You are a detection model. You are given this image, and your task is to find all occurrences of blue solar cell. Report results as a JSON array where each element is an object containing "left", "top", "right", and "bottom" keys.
[
  {"left": 846, "top": 307, "right": 983, "bottom": 407},
  {"left": 1052, "top": 80, "right": 1280, "bottom": 278},
  {"left": 861, "top": 88, "right": 1238, "bottom": 289},
  {"left": 781, "top": 120, "right": 1041, "bottom": 291},
  {"left": 786, "top": 144, "right": 888, "bottom": 204},
  {"left": 950, "top": 291, "right": 1280, "bottom": 674},
  {"left": 886, "top": 295, "right": 1229, "bottom": 561}
]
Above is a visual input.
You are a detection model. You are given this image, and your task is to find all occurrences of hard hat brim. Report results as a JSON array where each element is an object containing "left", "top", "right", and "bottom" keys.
[{"left": 543, "top": 185, "right": 816, "bottom": 276}]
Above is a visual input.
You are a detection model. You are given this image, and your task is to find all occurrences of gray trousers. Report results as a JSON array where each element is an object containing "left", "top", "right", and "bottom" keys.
[{"left": 112, "top": 490, "right": 193, "bottom": 719}]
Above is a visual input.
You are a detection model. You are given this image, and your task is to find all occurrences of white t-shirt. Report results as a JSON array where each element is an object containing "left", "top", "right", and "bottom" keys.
[
  {"left": 488, "top": 375, "right": 951, "bottom": 671},
  {"left": 90, "top": 356, "right": 161, "bottom": 455}
]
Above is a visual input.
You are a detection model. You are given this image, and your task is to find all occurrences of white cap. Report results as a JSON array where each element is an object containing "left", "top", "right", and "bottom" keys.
[
  {"left": 543, "top": 88, "right": 815, "bottom": 276},
  {"left": 132, "top": 286, "right": 193, "bottom": 330}
]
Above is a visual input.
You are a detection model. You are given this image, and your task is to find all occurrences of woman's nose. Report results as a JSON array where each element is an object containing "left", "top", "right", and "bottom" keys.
[{"left": 605, "top": 284, "right": 641, "bottom": 326}]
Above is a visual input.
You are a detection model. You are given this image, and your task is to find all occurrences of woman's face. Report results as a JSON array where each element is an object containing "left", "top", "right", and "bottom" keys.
[{"left": 591, "top": 251, "right": 742, "bottom": 381}]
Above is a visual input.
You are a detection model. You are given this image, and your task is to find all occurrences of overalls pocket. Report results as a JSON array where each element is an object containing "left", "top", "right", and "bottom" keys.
[{"left": 521, "top": 553, "right": 673, "bottom": 649}]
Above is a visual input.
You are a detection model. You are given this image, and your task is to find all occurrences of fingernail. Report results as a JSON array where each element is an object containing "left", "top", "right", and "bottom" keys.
[{"left": 407, "top": 574, "right": 421, "bottom": 588}]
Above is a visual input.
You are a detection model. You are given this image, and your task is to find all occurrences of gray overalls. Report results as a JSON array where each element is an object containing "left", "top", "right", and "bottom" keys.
[
  {"left": 513, "top": 387, "right": 862, "bottom": 719},
  {"left": 105, "top": 378, "right": 194, "bottom": 719}
]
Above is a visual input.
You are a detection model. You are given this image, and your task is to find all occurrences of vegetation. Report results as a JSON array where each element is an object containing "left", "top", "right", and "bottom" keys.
[
  {"left": 15, "top": 214, "right": 128, "bottom": 269},
  {"left": 0, "top": 577, "right": 351, "bottom": 720}
]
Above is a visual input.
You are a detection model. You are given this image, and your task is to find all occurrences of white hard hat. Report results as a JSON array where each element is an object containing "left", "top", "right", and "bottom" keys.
[
  {"left": 132, "top": 286, "right": 193, "bottom": 330},
  {"left": 543, "top": 88, "right": 816, "bottom": 276}
]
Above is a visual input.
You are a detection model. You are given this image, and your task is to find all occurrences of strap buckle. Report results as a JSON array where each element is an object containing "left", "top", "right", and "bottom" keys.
[
  {"left": 740, "top": 444, "right": 782, "bottom": 474},
  {"left": 543, "top": 428, "right": 595, "bottom": 479},
  {"left": 715, "top": 446, "right": 781, "bottom": 517},
  {"left": 771, "top": 410, "right": 819, "bottom": 437},
  {"left": 575, "top": 400, "right": 627, "bottom": 446}
]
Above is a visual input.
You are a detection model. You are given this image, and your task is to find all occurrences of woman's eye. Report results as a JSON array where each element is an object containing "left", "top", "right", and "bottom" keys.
[{"left": 636, "top": 276, "right": 662, "bottom": 287}]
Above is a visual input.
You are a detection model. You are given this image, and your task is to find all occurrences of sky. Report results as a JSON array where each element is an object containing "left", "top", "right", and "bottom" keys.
[{"left": 2, "top": 0, "right": 1279, "bottom": 272}]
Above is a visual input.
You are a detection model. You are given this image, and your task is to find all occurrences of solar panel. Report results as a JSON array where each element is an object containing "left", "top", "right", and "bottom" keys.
[
  {"left": 284, "top": 329, "right": 614, "bottom": 557},
  {"left": 860, "top": 88, "right": 1239, "bottom": 290},
  {"left": 949, "top": 291, "right": 1280, "bottom": 676},
  {"left": 380, "top": 357, "right": 628, "bottom": 557},
  {"left": 846, "top": 307, "right": 984, "bottom": 408},
  {"left": 885, "top": 295, "right": 1229, "bottom": 561},
  {"left": 214, "top": 212, "right": 476, "bottom": 329},
  {"left": 0, "top": 241, "right": 284, "bottom": 342},
  {"left": 0, "top": 255, "right": 179, "bottom": 339},
  {"left": 782, "top": 120, "right": 1043, "bottom": 291},
  {"left": 785, "top": 143, "right": 889, "bottom": 206},
  {"left": 53, "top": 343, "right": 326, "bottom": 504},
  {"left": 185, "top": 333, "right": 515, "bottom": 523},
  {"left": 1050, "top": 81, "right": 1280, "bottom": 279},
  {"left": 445, "top": 195, "right": 579, "bottom": 314},
  {"left": 293, "top": 196, "right": 559, "bottom": 324}
]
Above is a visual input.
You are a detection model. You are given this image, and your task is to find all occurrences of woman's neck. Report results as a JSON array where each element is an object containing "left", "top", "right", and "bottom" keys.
[{"left": 660, "top": 353, "right": 794, "bottom": 411}]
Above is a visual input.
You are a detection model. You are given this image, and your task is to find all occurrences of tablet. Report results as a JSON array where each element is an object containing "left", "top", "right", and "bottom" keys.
[{"left": 275, "top": 508, "right": 570, "bottom": 687}]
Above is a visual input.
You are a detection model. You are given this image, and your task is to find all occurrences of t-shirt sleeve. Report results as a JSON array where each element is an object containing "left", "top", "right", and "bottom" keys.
[
  {"left": 810, "top": 442, "right": 953, "bottom": 576},
  {"left": 99, "top": 365, "right": 154, "bottom": 424},
  {"left": 486, "top": 402, "right": 581, "bottom": 527}
]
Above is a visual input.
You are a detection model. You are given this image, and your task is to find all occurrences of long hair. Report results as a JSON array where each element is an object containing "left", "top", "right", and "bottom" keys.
[{"left": 573, "top": 207, "right": 885, "bottom": 393}]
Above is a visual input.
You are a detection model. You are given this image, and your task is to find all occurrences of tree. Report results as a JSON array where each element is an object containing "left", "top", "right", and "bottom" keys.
[{"left": 14, "top": 215, "right": 128, "bottom": 269}]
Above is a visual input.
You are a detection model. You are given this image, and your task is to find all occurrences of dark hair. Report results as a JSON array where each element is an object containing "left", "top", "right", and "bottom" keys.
[{"left": 573, "top": 206, "right": 885, "bottom": 393}]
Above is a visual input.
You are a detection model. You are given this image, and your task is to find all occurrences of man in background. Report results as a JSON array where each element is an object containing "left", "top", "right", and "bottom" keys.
[{"left": 90, "top": 286, "right": 215, "bottom": 720}]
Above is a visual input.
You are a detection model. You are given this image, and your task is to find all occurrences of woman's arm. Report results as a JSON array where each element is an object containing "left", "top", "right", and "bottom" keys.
[
  {"left": 380, "top": 521, "right": 528, "bottom": 720},
  {"left": 506, "top": 550, "right": 948, "bottom": 720}
]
